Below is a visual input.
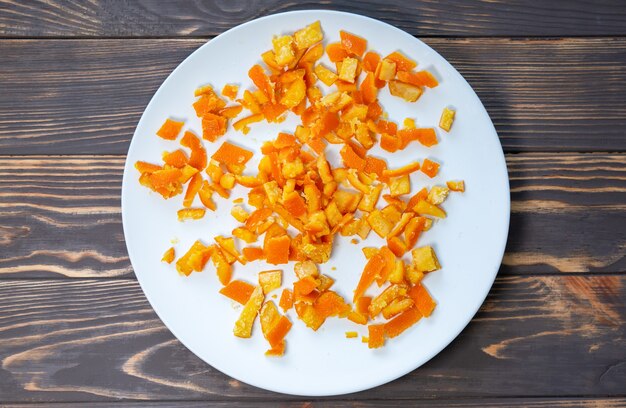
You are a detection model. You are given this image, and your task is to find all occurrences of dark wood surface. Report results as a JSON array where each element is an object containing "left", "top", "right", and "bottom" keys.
[
  {"left": 0, "top": 1, "right": 625, "bottom": 407},
  {"left": 1, "top": 0, "right": 626, "bottom": 37},
  {"left": 4, "top": 400, "right": 626, "bottom": 408},
  {"left": 5, "top": 401, "right": 626, "bottom": 408}
]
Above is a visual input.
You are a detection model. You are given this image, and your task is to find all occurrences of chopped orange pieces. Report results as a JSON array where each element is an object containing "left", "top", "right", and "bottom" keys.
[{"left": 136, "top": 21, "right": 463, "bottom": 356}]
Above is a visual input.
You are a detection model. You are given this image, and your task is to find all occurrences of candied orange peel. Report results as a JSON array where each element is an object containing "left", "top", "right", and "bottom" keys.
[{"left": 134, "top": 21, "right": 465, "bottom": 356}]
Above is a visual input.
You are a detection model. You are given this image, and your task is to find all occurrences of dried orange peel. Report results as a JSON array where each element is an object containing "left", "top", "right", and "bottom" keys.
[{"left": 134, "top": 21, "right": 465, "bottom": 356}]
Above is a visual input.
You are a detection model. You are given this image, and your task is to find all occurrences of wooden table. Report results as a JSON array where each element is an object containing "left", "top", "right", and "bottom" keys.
[{"left": 1, "top": 1, "right": 625, "bottom": 406}]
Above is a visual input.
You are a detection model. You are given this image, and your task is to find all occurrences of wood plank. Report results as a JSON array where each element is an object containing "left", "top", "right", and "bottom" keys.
[
  {"left": 0, "top": 154, "right": 624, "bottom": 278},
  {"left": 1, "top": 0, "right": 626, "bottom": 37},
  {"left": 4, "top": 397, "right": 626, "bottom": 407},
  {"left": 0, "top": 276, "right": 623, "bottom": 401},
  {"left": 1, "top": 38, "right": 625, "bottom": 154}
]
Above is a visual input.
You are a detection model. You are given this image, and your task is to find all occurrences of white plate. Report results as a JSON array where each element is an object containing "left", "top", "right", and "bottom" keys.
[{"left": 122, "top": 10, "right": 510, "bottom": 396}]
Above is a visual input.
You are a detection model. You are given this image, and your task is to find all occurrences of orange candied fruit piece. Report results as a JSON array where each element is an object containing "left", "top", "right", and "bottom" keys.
[
  {"left": 384, "top": 307, "right": 422, "bottom": 338},
  {"left": 368, "top": 324, "right": 385, "bottom": 349},
  {"left": 135, "top": 161, "right": 162, "bottom": 174},
  {"left": 294, "top": 275, "right": 319, "bottom": 296},
  {"left": 283, "top": 191, "right": 307, "bottom": 217},
  {"left": 265, "top": 235, "right": 291, "bottom": 265},
  {"left": 340, "top": 30, "right": 367, "bottom": 57},
  {"left": 248, "top": 64, "right": 275, "bottom": 104},
  {"left": 279, "top": 288, "right": 294, "bottom": 311},
  {"left": 243, "top": 246, "right": 264, "bottom": 261},
  {"left": 162, "top": 149, "right": 189, "bottom": 168},
  {"left": 221, "top": 83, "right": 239, "bottom": 100},
  {"left": 397, "top": 127, "right": 438, "bottom": 148},
  {"left": 161, "top": 247, "right": 175, "bottom": 264},
  {"left": 353, "top": 253, "right": 385, "bottom": 302},
  {"left": 201, "top": 113, "right": 227, "bottom": 142},
  {"left": 267, "top": 315, "right": 293, "bottom": 349},
  {"left": 356, "top": 296, "right": 372, "bottom": 314},
  {"left": 447, "top": 180, "right": 465, "bottom": 192},
  {"left": 211, "top": 141, "right": 254, "bottom": 166},
  {"left": 383, "top": 162, "right": 420, "bottom": 178},
  {"left": 180, "top": 130, "right": 207, "bottom": 170},
  {"left": 326, "top": 42, "right": 348, "bottom": 62},
  {"left": 364, "top": 156, "right": 388, "bottom": 179},
  {"left": 421, "top": 159, "right": 440, "bottom": 178},
  {"left": 156, "top": 118, "right": 184, "bottom": 140},
  {"left": 385, "top": 51, "right": 416, "bottom": 72},
  {"left": 396, "top": 70, "right": 439, "bottom": 88},
  {"left": 177, "top": 208, "right": 206, "bottom": 221},
  {"left": 362, "top": 51, "right": 381, "bottom": 73},
  {"left": 219, "top": 280, "right": 256, "bottom": 305},
  {"left": 340, "top": 144, "right": 366, "bottom": 171},
  {"left": 408, "top": 284, "right": 437, "bottom": 317},
  {"left": 183, "top": 173, "right": 202, "bottom": 207},
  {"left": 219, "top": 104, "right": 243, "bottom": 119}
]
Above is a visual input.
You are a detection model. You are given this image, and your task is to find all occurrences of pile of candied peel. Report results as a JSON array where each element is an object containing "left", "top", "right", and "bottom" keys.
[{"left": 135, "top": 21, "right": 464, "bottom": 356}]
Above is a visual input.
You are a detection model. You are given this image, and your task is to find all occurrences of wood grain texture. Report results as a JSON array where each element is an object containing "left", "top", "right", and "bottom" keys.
[
  {"left": 1, "top": 0, "right": 626, "bottom": 37},
  {"left": 1, "top": 154, "right": 624, "bottom": 278},
  {"left": 0, "top": 156, "right": 129, "bottom": 278},
  {"left": 4, "top": 397, "right": 626, "bottom": 407},
  {"left": 0, "top": 276, "right": 623, "bottom": 401},
  {"left": 1, "top": 38, "right": 626, "bottom": 154}
]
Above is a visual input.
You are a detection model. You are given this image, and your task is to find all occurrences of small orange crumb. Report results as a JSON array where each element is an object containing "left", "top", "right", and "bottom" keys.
[
  {"left": 222, "top": 84, "right": 239, "bottom": 100},
  {"left": 345, "top": 331, "right": 358, "bottom": 338},
  {"left": 161, "top": 247, "right": 175, "bottom": 264},
  {"left": 177, "top": 208, "right": 206, "bottom": 221}
]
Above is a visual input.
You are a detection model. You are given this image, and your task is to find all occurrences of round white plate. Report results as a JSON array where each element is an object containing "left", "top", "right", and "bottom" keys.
[{"left": 122, "top": 10, "right": 510, "bottom": 396}]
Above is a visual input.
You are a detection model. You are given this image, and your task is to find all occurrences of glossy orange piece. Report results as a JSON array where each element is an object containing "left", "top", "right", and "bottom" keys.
[{"left": 219, "top": 280, "right": 255, "bottom": 304}]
